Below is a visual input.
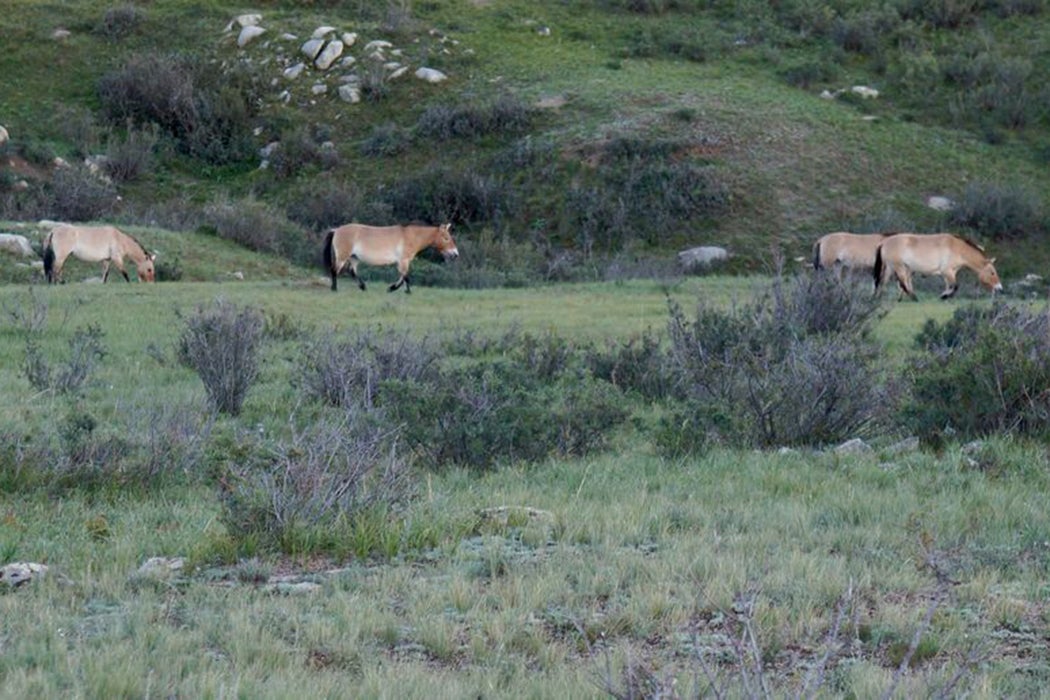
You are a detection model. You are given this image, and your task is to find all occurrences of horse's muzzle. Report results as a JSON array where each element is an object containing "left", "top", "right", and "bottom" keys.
[{"left": 443, "top": 248, "right": 460, "bottom": 261}]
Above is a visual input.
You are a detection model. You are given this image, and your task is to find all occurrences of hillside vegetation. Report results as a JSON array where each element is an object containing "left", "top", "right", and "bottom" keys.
[{"left": 1, "top": 0, "right": 1049, "bottom": 281}]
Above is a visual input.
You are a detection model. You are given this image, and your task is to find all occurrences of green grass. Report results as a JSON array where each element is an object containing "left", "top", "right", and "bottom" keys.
[{"left": 0, "top": 273, "right": 1040, "bottom": 698}]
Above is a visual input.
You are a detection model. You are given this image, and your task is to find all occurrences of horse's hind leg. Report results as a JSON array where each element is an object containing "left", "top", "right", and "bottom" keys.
[{"left": 939, "top": 271, "right": 958, "bottom": 299}]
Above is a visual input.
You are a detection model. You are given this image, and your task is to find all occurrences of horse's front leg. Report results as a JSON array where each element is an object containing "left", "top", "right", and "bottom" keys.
[
  {"left": 101, "top": 260, "right": 111, "bottom": 283},
  {"left": 389, "top": 260, "right": 411, "bottom": 294},
  {"left": 349, "top": 260, "right": 366, "bottom": 291},
  {"left": 939, "top": 270, "right": 958, "bottom": 299}
]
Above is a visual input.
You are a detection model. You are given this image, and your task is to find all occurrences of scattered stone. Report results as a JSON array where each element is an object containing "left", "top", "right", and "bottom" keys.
[
  {"left": 137, "top": 556, "right": 186, "bottom": 579},
  {"left": 311, "top": 83, "right": 328, "bottom": 95},
  {"left": 834, "top": 438, "right": 872, "bottom": 454},
  {"left": 230, "top": 271, "right": 245, "bottom": 280},
  {"left": 0, "top": 124, "right": 8, "bottom": 146},
  {"left": 884, "top": 436, "right": 920, "bottom": 455},
  {"left": 52, "top": 28, "right": 71, "bottom": 40},
  {"left": 388, "top": 65, "right": 409, "bottom": 80},
  {"left": 301, "top": 38, "right": 325, "bottom": 61},
  {"left": 341, "top": 32, "right": 358, "bottom": 47},
  {"left": 337, "top": 85, "right": 361, "bottom": 103},
  {"left": 0, "top": 562, "right": 49, "bottom": 587},
  {"left": 926, "top": 195, "right": 954, "bottom": 212},
  {"left": 415, "top": 67, "right": 447, "bottom": 84},
  {"left": 678, "top": 246, "right": 728, "bottom": 270},
  {"left": 851, "top": 85, "right": 879, "bottom": 99},
  {"left": 225, "top": 13, "right": 262, "bottom": 31},
  {"left": 0, "top": 233, "right": 35, "bottom": 257},
  {"left": 283, "top": 62, "right": 305, "bottom": 80},
  {"left": 311, "top": 25, "right": 337, "bottom": 39},
  {"left": 262, "top": 581, "right": 322, "bottom": 595},
  {"left": 364, "top": 39, "right": 393, "bottom": 53},
  {"left": 238, "top": 25, "right": 266, "bottom": 48},
  {"left": 315, "top": 40, "right": 344, "bottom": 70}
]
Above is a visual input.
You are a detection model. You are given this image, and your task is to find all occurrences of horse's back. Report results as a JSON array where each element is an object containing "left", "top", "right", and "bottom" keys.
[{"left": 817, "top": 232, "right": 886, "bottom": 268}]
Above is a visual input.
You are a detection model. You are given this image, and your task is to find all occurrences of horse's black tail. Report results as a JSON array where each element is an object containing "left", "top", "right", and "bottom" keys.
[
  {"left": 42, "top": 235, "right": 55, "bottom": 283},
  {"left": 812, "top": 241, "right": 822, "bottom": 271},
  {"left": 872, "top": 245, "right": 884, "bottom": 292},
  {"left": 321, "top": 229, "right": 337, "bottom": 291}
]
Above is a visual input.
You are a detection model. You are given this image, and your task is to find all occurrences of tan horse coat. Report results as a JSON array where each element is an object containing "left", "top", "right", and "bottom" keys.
[
  {"left": 322, "top": 223, "right": 459, "bottom": 293},
  {"left": 873, "top": 233, "right": 1002, "bottom": 300},
  {"left": 42, "top": 224, "right": 156, "bottom": 283},
  {"left": 812, "top": 232, "right": 892, "bottom": 278}
]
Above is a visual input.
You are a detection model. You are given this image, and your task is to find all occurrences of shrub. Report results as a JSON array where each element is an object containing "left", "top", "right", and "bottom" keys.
[
  {"left": 664, "top": 273, "right": 888, "bottom": 448},
  {"left": 47, "top": 165, "right": 119, "bottom": 222},
  {"left": 202, "top": 196, "right": 311, "bottom": 261},
  {"left": 98, "top": 53, "right": 257, "bottom": 164},
  {"left": 360, "top": 122, "right": 411, "bottom": 157},
  {"left": 219, "top": 414, "right": 409, "bottom": 546},
  {"left": 95, "top": 5, "right": 146, "bottom": 41},
  {"left": 177, "top": 300, "right": 265, "bottom": 416},
  {"left": 585, "top": 330, "right": 672, "bottom": 399},
  {"left": 384, "top": 360, "right": 628, "bottom": 470},
  {"left": 23, "top": 325, "right": 107, "bottom": 396},
  {"left": 267, "top": 126, "right": 339, "bottom": 179},
  {"left": 297, "top": 329, "right": 439, "bottom": 410},
  {"left": 104, "top": 122, "right": 159, "bottom": 183},
  {"left": 949, "top": 180, "right": 1046, "bottom": 241},
  {"left": 904, "top": 303, "right": 1050, "bottom": 444},
  {"left": 415, "top": 95, "right": 532, "bottom": 141},
  {"left": 382, "top": 167, "right": 510, "bottom": 224}
]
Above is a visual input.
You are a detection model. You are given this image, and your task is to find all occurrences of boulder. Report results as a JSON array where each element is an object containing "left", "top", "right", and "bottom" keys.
[
  {"left": 314, "top": 40, "right": 344, "bottom": 70},
  {"left": 338, "top": 85, "right": 361, "bottom": 103},
  {"left": 283, "top": 62, "right": 306, "bottom": 80},
  {"left": 926, "top": 195, "right": 954, "bottom": 212},
  {"left": 851, "top": 85, "right": 879, "bottom": 99},
  {"left": 0, "top": 233, "right": 35, "bottom": 257},
  {"left": 238, "top": 25, "right": 266, "bottom": 48},
  {"left": 301, "top": 38, "right": 325, "bottom": 61},
  {"left": 311, "top": 25, "right": 337, "bottom": 39},
  {"left": 678, "top": 245, "right": 728, "bottom": 270},
  {"left": 0, "top": 124, "right": 8, "bottom": 146},
  {"left": 415, "top": 67, "right": 448, "bottom": 84},
  {"left": 0, "top": 562, "right": 49, "bottom": 587},
  {"left": 225, "top": 13, "right": 262, "bottom": 31}
]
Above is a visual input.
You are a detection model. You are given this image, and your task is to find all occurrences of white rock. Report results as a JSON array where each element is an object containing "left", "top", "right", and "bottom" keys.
[
  {"left": 137, "top": 557, "right": 185, "bottom": 578},
  {"left": 0, "top": 233, "right": 35, "bottom": 257},
  {"left": 238, "top": 25, "right": 266, "bottom": 48},
  {"left": 384, "top": 61, "right": 402, "bottom": 71},
  {"left": 284, "top": 62, "right": 306, "bottom": 80},
  {"left": 225, "top": 13, "right": 262, "bottom": 31},
  {"left": 311, "top": 83, "right": 328, "bottom": 95},
  {"left": 926, "top": 195, "right": 954, "bottom": 212},
  {"left": 315, "top": 40, "right": 344, "bottom": 70},
  {"left": 301, "top": 38, "right": 325, "bottom": 61},
  {"left": 388, "top": 66, "right": 409, "bottom": 80},
  {"left": 338, "top": 85, "right": 361, "bottom": 103},
  {"left": 415, "top": 67, "right": 448, "bottom": 84},
  {"left": 0, "top": 562, "right": 49, "bottom": 587},
  {"left": 338, "top": 56, "right": 357, "bottom": 68},
  {"left": 312, "top": 26, "right": 337, "bottom": 39},
  {"left": 364, "top": 40, "right": 393, "bottom": 53},
  {"left": 52, "top": 28, "right": 71, "bottom": 40},
  {"left": 52, "top": 157, "right": 70, "bottom": 169},
  {"left": 678, "top": 246, "right": 728, "bottom": 269},
  {"left": 0, "top": 125, "right": 8, "bottom": 145},
  {"left": 341, "top": 32, "right": 357, "bottom": 47},
  {"left": 851, "top": 85, "right": 879, "bottom": 99}
]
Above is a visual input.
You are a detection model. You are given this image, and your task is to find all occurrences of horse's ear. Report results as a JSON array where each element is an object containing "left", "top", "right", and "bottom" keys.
[
  {"left": 989, "top": 257, "right": 996, "bottom": 264},
  {"left": 150, "top": 254, "right": 157, "bottom": 261}
]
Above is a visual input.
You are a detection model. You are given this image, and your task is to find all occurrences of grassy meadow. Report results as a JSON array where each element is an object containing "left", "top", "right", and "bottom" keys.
[{"left": 2, "top": 254, "right": 1048, "bottom": 699}]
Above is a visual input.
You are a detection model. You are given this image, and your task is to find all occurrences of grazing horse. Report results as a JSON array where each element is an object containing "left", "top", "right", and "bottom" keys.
[
  {"left": 873, "top": 233, "right": 1002, "bottom": 300},
  {"left": 42, "top": 224, "right": 156, "bottom": 284},
  {"left": 812, "top": 232, "right": 893, "bottom": 279},
  {"left": 322, "top": 222, "right": 459, "bottom": 293}
]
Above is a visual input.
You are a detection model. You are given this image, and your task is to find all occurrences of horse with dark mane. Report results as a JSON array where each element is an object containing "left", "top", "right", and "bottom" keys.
[
  {"left": 873, "top": 233, "right": 1002, "bottom": 300},
  {"left": 42, "top": 224, "right": 156, "bottom": 284},
  {"left": 322, "top": 222, "right": 459, "bottom": 293}
]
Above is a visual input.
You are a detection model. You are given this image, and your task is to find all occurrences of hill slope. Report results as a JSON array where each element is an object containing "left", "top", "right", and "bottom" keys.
[{"left": 1, "top": 0, "right": 1048, "bottom": 281}]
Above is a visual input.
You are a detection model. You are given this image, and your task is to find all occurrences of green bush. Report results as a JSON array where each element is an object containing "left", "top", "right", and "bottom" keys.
[
  {"left": 47, "top": 165, "right": 119, "bottom": 222},
  {"left": 664, "top": 273, "right": 888, "bottom": 448},
  {"left": 904, "top": 303, "right": 1050, "bottom": 444},
  {"left": 384, "top": 360, "right": 627, "bottom": 470},
  {"left": 949, "top": 180, "right": 1046, "bottom": 241},
  {"left": 177, "top": 300, "right": 265, "bottom": 416}
]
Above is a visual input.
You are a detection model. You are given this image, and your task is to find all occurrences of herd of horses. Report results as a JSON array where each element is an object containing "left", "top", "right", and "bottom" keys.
[
  {"left": 37, "top": 221, "right": 1002, "bottom": 301},
  {"left": 813, "top": 230, "right": 1002, "bottom": 300}
]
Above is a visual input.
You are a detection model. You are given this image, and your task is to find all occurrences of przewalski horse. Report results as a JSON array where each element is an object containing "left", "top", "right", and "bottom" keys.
[
  {"left": 812, "top": 232, "right": 894, "bottom": 281},
  {"left": 322, "top": 222, "right": 459, "bottom": 293},
  {"left": 873, "top": 233, "right": 1002, "bottom": 301},
  {"left": 42, "top": 224, "right": 156, "bottom": 284}
]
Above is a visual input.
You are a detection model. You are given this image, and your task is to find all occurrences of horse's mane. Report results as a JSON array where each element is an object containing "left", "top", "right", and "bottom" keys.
[
  {"left": 949, "top": 233, "right": 986, "bottom": 253},
  {"left": 123, "top": 229, "right": 151, "bottom": 256}
]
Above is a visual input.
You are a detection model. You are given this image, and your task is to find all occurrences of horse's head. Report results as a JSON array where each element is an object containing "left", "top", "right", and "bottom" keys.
[
  {"left": 434, "top": 223, "right": 459, "bottom": 261},
  {"left": 138, "top": 253, "right": 157, "bottom": 283},
  {"left": 979, "top": 258, "right": 1003, "bottom": 294}
]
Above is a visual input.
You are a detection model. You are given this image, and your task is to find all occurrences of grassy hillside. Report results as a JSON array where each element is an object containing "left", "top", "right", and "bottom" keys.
[{"left": 1, "top": 0, "right": 1049, "bottom": 282}]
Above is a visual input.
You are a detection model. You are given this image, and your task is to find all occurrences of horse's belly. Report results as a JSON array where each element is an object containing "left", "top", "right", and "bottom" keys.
[{"left": 352, "top": 243, "right": 400, "bottom": 266}]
